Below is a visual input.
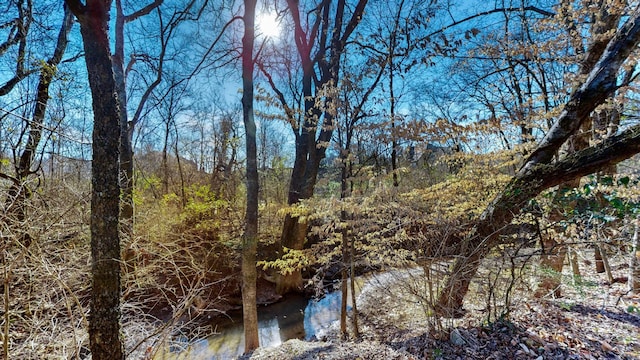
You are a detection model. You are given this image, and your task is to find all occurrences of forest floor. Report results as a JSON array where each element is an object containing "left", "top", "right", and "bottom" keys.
[
  {"left": 5, "top": 231, "right": 640, "bottom": 359},
  {"left": 243, "top": 252, "right": 640, "bottom": 360}
]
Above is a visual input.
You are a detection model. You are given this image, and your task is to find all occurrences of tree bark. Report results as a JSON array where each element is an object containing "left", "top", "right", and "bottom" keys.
[
  {"left": 596, "top": 243, "right": 614, "bottom": 284},
  {"left": 435, "top": 5, "right": 640, "bottom": 315},
  {"left": 595, "top": 244, "right": 605, "bottom": 273},
  {"left": 569, "top": 247, "right": 581, "bottom": 284},
  {"left": 241, "top": 0, "right": 259, "bottom": 353},
  {"left": 113, "top": 0, "right": 134, "bottom": 239},
  {"left": 65, "top": 0, "right": 125, "bottom": 358}
]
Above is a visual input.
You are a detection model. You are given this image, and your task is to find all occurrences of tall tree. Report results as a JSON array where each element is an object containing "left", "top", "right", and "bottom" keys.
[
  {"left": 435, "top": 4, "right": 640, "bottom": 315},
  {"left": 114, "top": 0, "right": 205, "bottom": 236},
  {"left": 112, "top": 0, "right": 162, "bottom": 238},
  {"left": 241, "top": 0, "right": 259, "bottom": 352},
  {"left": 65, "top": 0, "right": 124, "bottom": 357},
  {"left": 263, "top": 0, "right": 369, "bottom": 294}
]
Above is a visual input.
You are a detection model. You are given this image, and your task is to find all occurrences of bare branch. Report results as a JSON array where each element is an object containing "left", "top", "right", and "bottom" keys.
[
  {"left": 123, "top": 0, "right": 163, "bottom": 22},
  {"left": 257, "top": 60, "right": 297, "bottom": 130},
  {"left": 187, "top": 15, "right": 243, "bottom": 79},
  {"left": 339, "top": 0, "right": 368, "bottom": 45},
  {"left": 420, "top": 6, "right": 554, "bottom": 42}
]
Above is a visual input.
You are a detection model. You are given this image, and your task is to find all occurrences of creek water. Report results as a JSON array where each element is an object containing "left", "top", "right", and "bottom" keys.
[{"left": 161, "top": 290, "right": 347, "bottom": 359}]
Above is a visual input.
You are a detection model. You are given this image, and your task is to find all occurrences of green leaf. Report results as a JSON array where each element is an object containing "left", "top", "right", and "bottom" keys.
[
  {"left": 618, "top": 176, "right": 630, "bottom": 186},
  {"left": 600, "top": 176, "right": 614, "bottom": 186}
]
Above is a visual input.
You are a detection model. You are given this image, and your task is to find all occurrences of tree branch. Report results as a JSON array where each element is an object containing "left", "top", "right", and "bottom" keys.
[
  {"left": 521, "top": 5, "right": 640, "bottom": 173},
  {"left": 257, "top": 60, "right": 297, "bottom": 130},
  {"left": 123, "top": 0, "right": 163, "bottom": 22},
  {"left": 419, "top": 6, "right": 554, "bottom": 42}
]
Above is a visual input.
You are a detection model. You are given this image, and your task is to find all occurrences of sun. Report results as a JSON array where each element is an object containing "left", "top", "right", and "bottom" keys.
[{"left": 256, "top": 12, "right": 280, "bottom": 39}]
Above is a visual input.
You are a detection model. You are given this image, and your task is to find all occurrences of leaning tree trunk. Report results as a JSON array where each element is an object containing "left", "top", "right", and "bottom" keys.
[
  {"left": 276, "top": 69, "right": 319, "bottom": 295},
  {"left": 65, "top": 0, "right": 125, "bottom": 358},
  {"left": 436, "top": 125, "right": 640, "bottom": 314},
  {"left": 435, "top": 8, "right": 640, "bottom": 315},
  {"left": 536, "top": 3, "right": 621, "bottom": 297}
]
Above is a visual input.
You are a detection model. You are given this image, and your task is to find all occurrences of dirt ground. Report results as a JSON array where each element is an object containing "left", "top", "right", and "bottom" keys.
[{"left": 243, "top": 251, "right": 640, "bottom": 360}]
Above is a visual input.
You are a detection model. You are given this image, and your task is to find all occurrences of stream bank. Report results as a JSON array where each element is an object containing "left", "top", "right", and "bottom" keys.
[
  {"left": 156, "top": 263, "right": 640, "bottom": 360},
  {"left": 241, "top": 265, "right": 640, "bottom": 360}
]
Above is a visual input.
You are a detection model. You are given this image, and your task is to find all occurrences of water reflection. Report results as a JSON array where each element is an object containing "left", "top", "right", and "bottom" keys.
[
  {"left": 304, "top": 293, "right": 343, "bottom": 340},
  {"left": 160, "top": 291, "right": 345, "bottom": 359}
]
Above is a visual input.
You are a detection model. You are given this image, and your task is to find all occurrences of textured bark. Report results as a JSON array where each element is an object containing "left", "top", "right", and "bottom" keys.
[
  {"left": 595, "top": 245, "right": 606, "bottom": 273},
  {"left": 65, "top": 0, "right": 125, "bottom": 358},
  {"left": 241, "top": 0, "right": 259, "bottom": 352},
  {"left": 113, "top": 0, "right": 133, "bottom": 238},
  {"left": 435, "top": 6, "right": 640, "bottom": 315}
]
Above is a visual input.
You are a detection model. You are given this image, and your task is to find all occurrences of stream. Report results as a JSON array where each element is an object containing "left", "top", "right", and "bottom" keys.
[{"left": 160, "top": 290, "right": 348, "bottom": 359}]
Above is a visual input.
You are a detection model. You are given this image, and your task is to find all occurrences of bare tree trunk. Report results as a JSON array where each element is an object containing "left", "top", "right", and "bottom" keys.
[
  {"left": 340, "top": 247, "right": 348, "bottom": 337},
  {"left": 630, "top": 224, "right": 640, "bottom": 293},
  {"left": 389, "top": 41, "right": 398, "bottom": 188},
  {"left": 596, "top": 244, "right": 614, "bottom": 284},
  {"left": 339, "top": 162, "right": 349, "bottom": 338},
  {"left": 350, "top": 234, "right": 359, "bottom": 338},
  {"left": 173, "top": 127, "right": 186, "bottom": 207},
  {"left": 241, "top": 0, "right": 259, "bottom": 352},
  {"left": 113, "top": 0, "right": 165, "bottom": 238},
  {"left": 569, "top": 247, "right": 581, "bottom": 285},
  {"left": 113, "top": 0, "right": 133, "bottom": 238},
  {"left": 162, "top": 121, "right": 170, "bottom": 195},
  {"left": 66, "top": 0, "right": 125, "bottom": 358},
  {"left": 595, "top": 245, "right": 605, "bottom": 273}
]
